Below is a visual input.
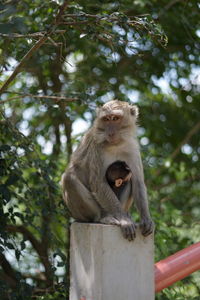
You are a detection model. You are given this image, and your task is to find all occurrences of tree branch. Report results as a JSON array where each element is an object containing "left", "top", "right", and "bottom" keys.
[
  {"left": 60, "top": 20, "right": 90, "bottom": 25},
  {"left": 0, "top": 253, "right": 17, "bottom": 287},
  {"left": 0, "top": 271, "right": 18, "bottom": 288},
  {"left": 0, "top": 30, "right": 66, "bottom": 39},
  {"left": 22, "top": 272, "right": 46, "bottom": 282},
  {"left": 0, "top": 35, "right": 50, "bottom": 95},
  {"left": 154, "top": 120, "right": 200, "bottom": 178},
  {"left": 154, "top": 174, "right": 200, "bottom": 191},
  {"left": 54, "top": 1, "right": 69, "bottom": 24},
  {"left": 0, "top": 1, "right": 69, "bottom": 95},
  {"left": 0, "top": 92, "right": 78, "bottom": 104},
  {"left": 6, "top": 225, "right": 53, "bottom": 286},
  {"left": 171, "top": 120, "right": 200, "bottom": 160},
  {"left": 6, "top": 225, "right": 41, "bottom": 254},
  {"left": 161, "top": 0, "right": 182, "bottom": 13}
]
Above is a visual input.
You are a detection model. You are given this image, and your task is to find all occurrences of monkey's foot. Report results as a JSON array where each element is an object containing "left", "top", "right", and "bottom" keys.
[
  {"left": 99, "top": 215, "right": 120, "bottom": 225},
  {"left": 140, "top": 217, "right": 154, "bottom": 236}
]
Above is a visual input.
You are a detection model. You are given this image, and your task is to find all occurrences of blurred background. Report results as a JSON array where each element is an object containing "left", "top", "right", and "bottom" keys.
[{"left": 0, "top": 0, "right": 200, "bottom": 299}]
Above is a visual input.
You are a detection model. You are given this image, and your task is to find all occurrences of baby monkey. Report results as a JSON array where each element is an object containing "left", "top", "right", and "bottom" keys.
[{"left": 106, "top": 161, "right": 132, "bottom": 199}]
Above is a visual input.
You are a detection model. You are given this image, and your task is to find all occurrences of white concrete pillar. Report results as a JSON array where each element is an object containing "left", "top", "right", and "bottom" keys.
[{"left": 70, "top": 222, "right": 154, "bottom": 300}]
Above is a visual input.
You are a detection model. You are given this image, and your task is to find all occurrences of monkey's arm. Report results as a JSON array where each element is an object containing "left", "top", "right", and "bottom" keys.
[
  {"left": 91, "top": 178, "right": 123, "bottom": 213},
  {"left": 130, "top": 155, "right": 154, "bottom": 236},
  {"left": 90, "top": 178, "right": 136, "bottom": 241}
]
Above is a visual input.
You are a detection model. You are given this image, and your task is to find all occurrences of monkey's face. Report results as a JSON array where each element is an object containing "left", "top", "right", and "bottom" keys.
[
  {"left": 101, "top": 113, "right": 123, "bottom": 144},
  {"left": 95, "top": 100, "right": 138, "bottom": 145}
]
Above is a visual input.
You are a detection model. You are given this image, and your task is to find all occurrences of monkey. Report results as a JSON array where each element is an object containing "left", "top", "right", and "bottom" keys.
[
  {"left": 61, "top": 100, "right": 154, "bottom": 241},
  {"left": 106, "top": 160, "right": 132, "bottom": 199}
]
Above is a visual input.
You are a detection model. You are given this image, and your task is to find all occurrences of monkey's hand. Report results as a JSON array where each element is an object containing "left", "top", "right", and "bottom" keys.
[
  {"left": 118, "top": 214, "right": 136, "bottom": 241},
  {"left": 100, "top": 214, "right": 136, "bottom": 241},
  {"left": 140, "top": 217, "right": 154, "bottom": 237}
]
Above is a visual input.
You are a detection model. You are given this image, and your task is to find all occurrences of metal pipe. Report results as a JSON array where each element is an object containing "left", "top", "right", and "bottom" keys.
[{"left": 155, "top": 241, "right": 200, "bottom": 292}]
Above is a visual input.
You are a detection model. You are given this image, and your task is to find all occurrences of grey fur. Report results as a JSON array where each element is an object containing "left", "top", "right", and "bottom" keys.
[{"left": 61, "top": 100, "right": 153, "bottom": 241}]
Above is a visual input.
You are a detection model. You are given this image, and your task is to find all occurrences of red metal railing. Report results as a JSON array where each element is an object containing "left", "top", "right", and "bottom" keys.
[{"left": 155, "top": 241, "right": 200, "bottom": 292}]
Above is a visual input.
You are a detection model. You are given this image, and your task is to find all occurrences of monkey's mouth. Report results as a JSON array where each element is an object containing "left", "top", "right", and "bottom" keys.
[{"left": 106, "top": 138, "right": 121, "bottom": 145}]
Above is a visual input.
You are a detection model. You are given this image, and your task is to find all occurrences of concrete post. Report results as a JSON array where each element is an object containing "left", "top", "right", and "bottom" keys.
[{"left": 70, "top": 222, "right": 154, "bottom": 300}]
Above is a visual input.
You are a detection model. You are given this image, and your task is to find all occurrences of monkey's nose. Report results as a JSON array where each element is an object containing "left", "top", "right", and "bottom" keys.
[{"left": 108, "top": 132, "right": 115, "bottom": 137}]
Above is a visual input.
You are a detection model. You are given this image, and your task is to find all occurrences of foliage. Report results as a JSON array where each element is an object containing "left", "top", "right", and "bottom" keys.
[{"left": 0, "top": 0, "right": 200, "bottom": 299}]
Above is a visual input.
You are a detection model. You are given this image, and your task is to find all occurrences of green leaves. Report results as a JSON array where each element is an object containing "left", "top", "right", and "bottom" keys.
[
  {"left": 6, "top": 242, "right": 15, "bottom": 250},
  {"left": 0, "top": 0, "right": 200, "bottom": 299},
  {"left": 0, "top": 17, "right": 28, "bottom": 34},
  {"left": 0, "top": 184, "right": 11, "bottom": 202},
  {"left": 6, "top": 174, "right": 20, "bottom": 186},
  {"left": 0, "top": 145, "right": 11, "bottom": 152}
]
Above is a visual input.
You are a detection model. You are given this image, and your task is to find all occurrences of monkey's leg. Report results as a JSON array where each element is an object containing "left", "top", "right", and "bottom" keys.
[{"left": 62, "top": 172, "right": 101, "bottom": 222}]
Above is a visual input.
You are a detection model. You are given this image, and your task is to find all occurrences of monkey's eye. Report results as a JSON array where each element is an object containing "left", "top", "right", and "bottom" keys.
[
  {"left": 102, "top": 116, "right": 110, "bottom": 122},
  {"left": 113, "top": 116, "right": 119, "bottom": 121}
]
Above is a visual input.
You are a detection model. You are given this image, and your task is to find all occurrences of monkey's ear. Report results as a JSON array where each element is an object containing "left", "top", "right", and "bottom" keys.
[{"left": 129, "top": 105, "right": 139, "bottom": 118}]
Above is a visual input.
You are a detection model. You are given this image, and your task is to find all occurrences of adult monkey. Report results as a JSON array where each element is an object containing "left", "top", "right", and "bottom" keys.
[{"left": 61, "top": 100, "right": 153, "bottom": 241}]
